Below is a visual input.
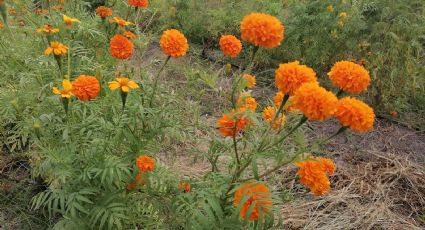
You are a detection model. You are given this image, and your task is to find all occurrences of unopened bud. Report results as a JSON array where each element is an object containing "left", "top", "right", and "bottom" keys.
[{"left": 225, "top": 63, "right": 232, "bottom": 76}]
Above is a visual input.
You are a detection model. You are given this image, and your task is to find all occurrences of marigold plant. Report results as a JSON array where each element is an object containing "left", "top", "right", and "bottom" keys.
[
  {"left": 240, "top": 13, "right": 285, "bottom": 48},
  {"left": 95, "top": 6, "right": 112, "bottom": 18},
  {"left": 242, "top": 74, "right": 256, "bottom": 89},
  {"left": 234, "top": 182, "right": 272, "bottom": 221},
  {"left": 71, "top": 75, "right": 101, "bottom": 101},
  {"left": 296, "top": 157, "right": 336, "bottom": 196},
  {"left": 292, "top": 82, "right": 338, "bottom": 121},
  {"left": 44, "top": 41, "right": 68, "bottom": 56},
  {"left": 52, "top": 79, "right": 72, "bottom": 98},
  {"left": 160, "top": 29, "right": 189, "bottom": 58},
  {"left": 128, "top": 0, "right": 149, "bottom": 8},
  {"left": 335, "top": 97, "right": 375, "bottom": 132},
  {"left": 328, "top": 61, "right": 370, "bottom": 94},
  {"left": 136, "top": 155, "right": 155, "bottom": 172},
  {"left": 109, "top": 34, "right": 135, "bottom": 59},
  {"left": 275, "top": 61, "right": 317, "bottom": 96},
  {"left": 219, "top": 35, "right": 242, "bottom": 58},
  {"left": 216, "top": 113, "right": 248, "bottom": 137}
]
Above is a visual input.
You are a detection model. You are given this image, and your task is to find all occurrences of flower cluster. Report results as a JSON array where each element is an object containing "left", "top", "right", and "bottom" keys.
[
  {"left": 234, "top": 182, "right": 272, "bottom": 220},
  {"left": 241, "top": 13, "right": 285, "bottom": 48},
  {"left": 296, "top": 157, "right": 336, "bottom": 196}
]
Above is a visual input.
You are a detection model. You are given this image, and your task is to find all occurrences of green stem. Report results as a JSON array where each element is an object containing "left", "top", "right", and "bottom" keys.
[
  {"left": 148, "top": 56, "right": 170, "bottom": 107},
  {"left": 262, "top": 116, "right": 308, "bottom": 152},
  {"left": 336, "top": 88, "right": 344, "bottom": 98},
  {"left": 318, "top": 126, "right": 348, "bottom": 146},
  {"left": 232, "top": 125, "right": 240, "bottom": 168}
]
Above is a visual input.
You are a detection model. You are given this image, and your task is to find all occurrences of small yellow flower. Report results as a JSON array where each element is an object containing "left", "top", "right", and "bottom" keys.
[
  {"left": 109, "top": 17, "right": 133, "bottom": 27},
  {"left": 52, "top": 79, "right": 73, "bottom": 98},
  {"left": 108, "top": 77, "right": 139, "bottom": 92},
  {"left": 44, "top": 41, "right": 69, "bottom": 56},
  {"left": 63, "top": 14, "right": 80, "bottom": 27},
  {"left": 339, "top": 12, "right": 348, "bottom": 18},
  {"left": 327, "top": 5, "right": 334, "bottom": 13},
  {"left": 36, "top": 25, "right": 60, "bottom": 34}
]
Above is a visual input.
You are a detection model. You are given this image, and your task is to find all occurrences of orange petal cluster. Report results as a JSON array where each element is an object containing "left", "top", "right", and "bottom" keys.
[
  {"left": 109, "top": 34, "right": 134, "bottom": 60},
  {"left": 275, "top": 61, "right": 317, "bottom": 95},
  {"left": 179, "top": 182, "right": 191, "bottom": 193},
  {"left": 237, "top": 93, "right": 257, "bottom": 112},
  {"left": 292, "top": 83, "right": 338, "bottom": 121},
  {"left": 328, "top": 61, "right": 370, "bottom": 94},
  {"left": 219, "top": 35, "right": 242, "bottom": 58},
  {"left": 273, "top": 92, "right": 298, "bottom": 112},
  {"left": 128, "top": 0, "right": 149, "bottom": 8},
  {"left": 160, "top": 29, "right": 189, "bottom": 58},
  {"left": 136, "top": 155, "right": 155, "bottom": 172},
  {"left": 234, "top": 182, "right": 272, "bottom": 221},
  {"left": 95, "top": 6, "right": 113, "bottom": 17},
  {"left": 242, "top": 74, "right": 256, "bottom": 89},
  {"left": 241, "top": 13, "right": 284, "bottom": 48},
  {"left": 262, "top": 106, "right": 286, "bottom": 129},
  {"left": 216, "top": 113, "right": 248, "bottom": 137},
  {"left": 335, "top": 97, "right": 375, "bottom": 132},
  {"left": 296, "top": 157, "right": 336, "bottom": 196},
  {"left": 71, "top": 75, "right": 101, "bottom": 101}
]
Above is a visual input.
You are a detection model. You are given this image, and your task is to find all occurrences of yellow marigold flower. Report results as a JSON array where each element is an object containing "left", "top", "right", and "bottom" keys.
[
  {"left": 296, "top": 157, "right": 335, "bottom": 196},
  {"left": 160, "top": 29, "right": 189, "bottom": 58},
  {"left": 108, "top": 76, "right": 139, "bottom": 93},
  {"left": 36, "top": 25, "right": 60, "bottom": 34},
  {"left": 292, "top": 83, "right": 338, "bottom": 121},
  {"left": 339, "top": 12, "right": 348, "bottom": 18},
  {"left": 123, "top": 31, "right": 137, "bottom": 40},
  {"left": 44, "top": 41, "right": 68, "bottom": 56},
  {"left": 262, "top": 106, "right": 286, "bottom": 129},
  {"left": 136, "top": 155, "right": 155, "bottom": 172},
  {"left": 335, "top": 97, "right": 375, "bottom": 132},
  {"left": 327, "top": 5, "right": 334, "bottom": 12},
  {"left": 241, "top": 13, "right": 285, "bottom": 49},
  {"left": 95, "top": 6, "right": 113, "bottom": 18},
  {"left": 63, "top": 15, "right": 80, "bottom": 27},
  {"left": 219, "top": 35, "right": 242, "bottom": 58},
  {"left": 128, "top": 0, "right": 149, "bottom": 8},
  {"left": 109, "top": 17, "right": 133, "bottom": 27},
  {"left": 328, "top": 60, "right": 371, "bottom": 94},
  {"left": 237, "top": 93, "right": 257, "bottom": 112},
  {"left": 275, "top": 61, "right": 317, "bottom": 96},
  {"left": 234, "top": 182, "right": 272, "bottom": 221},
  {"left": 242, "top": 74, "right": 256, "bottom": 89},
  {"left": 52, "top": 79, "right": 72, "bottom": 98}
]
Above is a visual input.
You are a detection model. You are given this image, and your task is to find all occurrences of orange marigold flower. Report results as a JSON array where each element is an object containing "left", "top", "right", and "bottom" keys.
[
  {"left": 109, "top": 17, "right": 133, "bottom": 27},
  {"left": 237, "top": 93, "right": 257, "bottom": 112},
  {"left": 296, "top": 159, "right": 333, "bottom": 196},
  {"left": 335, "top": 97, "right": 375, "bottom": 132},
  {"left": 63, "top": 14, "right": 80, "bottom": 27},
  {"left": 262, "top": 106, "right": 286, "bottom": 129},
  {"left": 71, "top": 75, "right": 101, "bottom": 101},
  {"left": 52, "top": 79, "right": 73, "bottom": 98},
  {"left": 242, "top": 74, "right": 256, "bottom": 89},
  {"left": 95, "top": 6, "right": 113, "bottom": 18},
  {"left": 128, "top": 0, "right": 149, "bottom": 8},
  {"left": 273, "top": 92, "right": 298, "bottom": 112},
  {"left": 36, "top": 25, "right": 60, "bottom": 34},
  {"left": 0, "top": 22, "right": 3, "bottom": 29},
  {"left": 127, "top": 172, "right": 145, "bottom": 190},
  {"left": 109, "top": 34, "right": 135, "bottom": 60},
  {"left": 219, "top": 35, "right": 242, "bottom": 58},
  {"left": 216, "top": 113, "right": 248, "bottom": 137},
  {"left": 108, "top": 76, "right": 139, "bottom": 93},
  {"left": 179, "top": 182, "right": 191, "bottom": 193},
  {"left": 160, "top": 29, "right": 189, "bottom": 58},
  {"left": 241, "top": 13, "right": 284, "bottom": 49},
  {"left": 136, "top": 155, "right": 155, "bottom": 172},
  {"left": 44, "top": 41, "right": 68, "bottom": 56},
  {"left": 275, "top": 61, "right": 317, "bottom": 96},
  {"left": 328, "top": 61, "right": 370, "bottom": 94},
  {"left": 234, "top": 182, "right": 272, "bottom": 221},
  {"left": 123, "top": 31, "right": 137, "bottom": 39},
  {"left": 293, "top": 83, "right": 338, "bottom": 121},
  {"left": 318, "top": 157, "right": 336, "bottom": 175}
]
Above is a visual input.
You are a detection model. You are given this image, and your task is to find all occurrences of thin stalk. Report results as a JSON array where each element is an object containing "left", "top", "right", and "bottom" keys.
[
  {"left": 148, "top": 56, "right": 170, "bottom": 106},
  {"left": 318, "top": 126, "right": 348, "bottom": 146},
  {"left": 232, "top": 126, "right": 240, "bottom": 168},
  {"left": 262, "top": 116, "right": 308, "bottom": 152}
]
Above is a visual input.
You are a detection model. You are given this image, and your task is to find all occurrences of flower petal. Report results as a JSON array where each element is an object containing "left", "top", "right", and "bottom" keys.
[
  {"left": 108, "top": 81, "right": 120, "bottom": 90},
  {"left": 128, "top": 81, "right": 139, "bottom": 89}
]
